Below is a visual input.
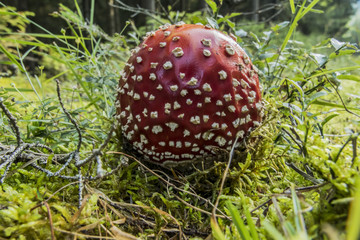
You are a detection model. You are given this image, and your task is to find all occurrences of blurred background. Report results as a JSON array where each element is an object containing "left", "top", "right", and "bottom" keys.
[
  {"left": 0, "top": 0, "right": 359, "bottom": 76},
  {"left": 2, "top": 0, "right": 359, "bottom": 41}
]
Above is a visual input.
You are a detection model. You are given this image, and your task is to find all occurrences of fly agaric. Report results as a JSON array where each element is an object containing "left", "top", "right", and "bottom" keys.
[{"left": 115, "top": 22, "right": 263, "bottom": 165}]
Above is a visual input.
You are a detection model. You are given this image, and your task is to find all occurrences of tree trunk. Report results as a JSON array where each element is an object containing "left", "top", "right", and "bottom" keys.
[
  {"left": 142, "top": 0, "right": 155, "bottom": 12},
  {"left": 181, "top": 0, "right": 187, "bottom": 11},
  {"left": 199, "top": 0, "right": 207, "bottom": 10},
  {"left": 109, "top": 0, "right": 116, "bottom": 34},
  {"left": 252, "top": 0, "right": 260, "bottom": 22},
  {"left": 82, "top": 0, "right": 91, "bottom": 21}
]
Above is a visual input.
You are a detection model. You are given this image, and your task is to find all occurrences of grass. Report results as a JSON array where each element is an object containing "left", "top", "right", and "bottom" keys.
[{"left": 1, "top": 0, "right": 360, "bottom": 239}]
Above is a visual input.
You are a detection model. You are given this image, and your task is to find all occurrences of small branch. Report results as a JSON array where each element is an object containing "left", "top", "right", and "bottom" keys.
[
  {"left": 78, "top": 168, "right": 83, "bottom": 208},
  {"left": 55, "top": 79, "right": 82, "bottom": 152},
  {"left": 333, "top": 132, "right": 359, "bottom": 163},
  {"left": 0, "top": 143, "right": 29, "bottom": 183},
  {"left": 211, "top": 136, "right": 240, "bottom": 222},
  {"left": 53, "top": 152, "right": 75, "bottom": 176},
  {"left": 75, "top": 124, "right": 115, "bottom": 167},
  {"left": 283, "top": 182, "right": 329, "bottom": 194},
  {"left": 0, "top": 98, "right": 22, "bottom": 146},
  {"left": 44, "top": 202, "right": 56, "bottom": 240},
  {"left": 249, "top": 182, "right": 329, "bottom": 215},
  {"left": 282, "top": 128, "right": 305, "bottom": 158},
  {"left": 30, "top": 143, "right": 54, "bottom": 154},
  {"left": 31, "top": 162, "right": 78, "bottom": 180},
  {"left": 308, "top": 56, "right": 360, "bottom": 119},
  {"left": 285, "top": 162, "right": 323, "bottom": 184}
]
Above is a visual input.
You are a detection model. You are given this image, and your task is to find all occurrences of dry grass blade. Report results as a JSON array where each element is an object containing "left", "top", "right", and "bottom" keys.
[
  {"left": 54, "top": 227, "right": 116, "bottom": 239},
  {"left": 70, "top": 194, "right": 91, "bottom": 225},
  {"left": 110, "top": 226, "right": 139, "bottom": 240},
  {"left": 76, "top": 219, "right": 105, "bottom": 232},
  {"left": 44, "top": 202, "right": 55, "bottom": 240}
]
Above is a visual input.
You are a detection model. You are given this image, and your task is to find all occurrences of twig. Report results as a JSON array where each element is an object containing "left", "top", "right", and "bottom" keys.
[
  {"left": 76, "top": 124, "right": 115, "bottom": 167},
  {"left": 0, "top": 143, "right": 29, "bottom": 183},
  {"left": 250, "top": 199, "right": 272, "bottom": 214},
  {"left": 211, "top": 136, "right": 239, "bottom": 222},
  {"left": 53, "top": 152, "right": 75, "bottom": 176},
  {"left": 285, "top": 162, "right": 323, "bottom": 184},
  {"left": 334, "top": 132, "right": 359, "bottom": 163},
  {"left": 44, "top": 202, "right": 56, "bottom": 240},
  {"left": 282, "top": 128, "right": 306, "bottom": 158},
  {"left": 53, "top": 227, "right": 116, "bottom": 239},
  {"left": 0, "top": 98, "right": 22, "bottom": 146},
  {"left": 249, "top": 182, "right": 329, "bottom": 215},
  {"left": 308, "top": 56, "right": 360, "bottom": 119},
  {"left": 0, "top": 142, "right": 59, "bottom": 182},
  {"left": 30, "top": 143, "right": 54, "bottom": 154},
  {"left": 78, "top": 168, "right": 83, "bottom": 208},
  {"left": 325, "top": 78, "right": 360, "bottom": 118},
  {"left": 30, "top": 162, "right": 78, "bottom": 180},
  {"left": 87, "top": 161, "right": 124, "bottom": 180},
  {"left": 55, "top": 79, "right": 82, "bottom": 152},
  {"left": 283, "top": 182, "right": 329, "bottom": 194},
  {"left": 172, "top": 194, "right": 224, "bottom": 218}
]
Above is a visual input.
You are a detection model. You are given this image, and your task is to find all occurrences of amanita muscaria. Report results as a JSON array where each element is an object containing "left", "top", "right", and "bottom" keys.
[{"left": 115, "top": 22, "right": 263, "bottom": 165}]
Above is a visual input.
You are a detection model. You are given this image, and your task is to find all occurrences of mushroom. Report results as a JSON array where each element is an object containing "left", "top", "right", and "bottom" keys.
[{"left": 116, "top": 23, "right": 263, "bottom": 164}]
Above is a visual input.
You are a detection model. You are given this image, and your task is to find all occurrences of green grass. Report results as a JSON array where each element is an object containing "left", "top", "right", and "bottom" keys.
[{"left": 1, "top": 0, "right": 360, "bottom": 239}]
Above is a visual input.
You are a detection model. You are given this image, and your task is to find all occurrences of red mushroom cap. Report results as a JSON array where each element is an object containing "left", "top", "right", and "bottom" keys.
[{"left": 116, "top": 23, "right": 263, "bottom": 164}]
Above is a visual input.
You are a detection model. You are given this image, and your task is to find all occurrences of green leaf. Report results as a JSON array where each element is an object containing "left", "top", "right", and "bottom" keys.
[
  {"left": 211, "top": 218, "right": 226, "bottom": 240},
  {"left": 3, "top": 88, "right": 34, "bottom": 92},
  {"left": 306, "top": 66, "right": 360, "bottom": 79},
  {"left": 205, "top": 0, "right": 217, "bottom": 15},
  {"left": 225, "top": 19, "right": 235, "bottom": 28},
  {"left": 259, "top": 52, "right": 276, "bottom": 60},
  {"left": 0, "top": 43, "right": 25, "bottom": 72},
  {"left": 308, "top": 8, "right": 324, "bottom": 14},
  {"left": 299, "top": 0, "right": 321, "bottom": 18},
  {"left": 347, "top": 177, "right": 360, "bottom": 240},
  {"left": 337, "top": 75, "right": 360, "bottom": 82},
  {"left": 289, "top": 0, "right": 295, "bottom": 14},
  {"left": 307, "top": 91, "right": 328, "bottom": 105},
  {"left": 291, "top": 186, "right": 306, "bottom": 233},
  {"left": 310, "top": 53, "right": 328, "bottom": 66},
  {"left": 281, "top": 78, "right": 304, "bottom": 100},
  {"left": 312, "top": 100, "right": 359, "bottom": 111},
  {"left": 207, "top": 17, "right": 219, "bottom": 29},
  {"left": 226, "top": 202, "right": 252, "bottom": 240},
  {"left": 329, "top": 49, "right": 357, "bottom": 59},
  {"left": 263, "top": 221, "right": 286, "bottom": 240},
  {"left": 281, "top": 0, "right": 321, "bottom": 52},
  {"left": 330, "top": 38, "right": 346, "bottom": 51},
  {"left": 244, "top": 203, "right": 259, "bottom": 240},
  {"left": 271, "top": 21, "right": 290, "bottom": 32},
  {"left": 280, "top": 0, "right": 306, "bottom": 52},
  {"left": 217, "top": 12, "right": 241, "bottom": 24},
  {"left": 321, "top": 113, "right": 339, "bottom": 127}
]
